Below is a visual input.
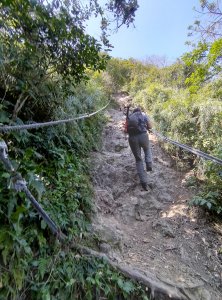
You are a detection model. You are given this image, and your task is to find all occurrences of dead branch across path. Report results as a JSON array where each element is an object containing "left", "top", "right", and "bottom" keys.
[{"left": 75, "top": 244, "right": 209, "bottom": 300}]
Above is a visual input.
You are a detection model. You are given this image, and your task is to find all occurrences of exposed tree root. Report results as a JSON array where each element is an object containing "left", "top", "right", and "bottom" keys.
[{"left": 74, "top": 244, "right": 207, "bottom": 300}]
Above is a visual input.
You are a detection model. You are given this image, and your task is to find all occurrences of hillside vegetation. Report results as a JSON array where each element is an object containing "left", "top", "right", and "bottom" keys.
[
  {"left": 0, "top": 0, "right": 221, "bottom": 299},
  {"left": 104, "top": 56, "right": 222, "bottom": 213}
]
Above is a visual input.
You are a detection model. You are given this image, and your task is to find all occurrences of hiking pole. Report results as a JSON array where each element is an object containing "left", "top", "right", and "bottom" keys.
[{"left": 123, "top": 105, "right": 130, "bottom": 136}]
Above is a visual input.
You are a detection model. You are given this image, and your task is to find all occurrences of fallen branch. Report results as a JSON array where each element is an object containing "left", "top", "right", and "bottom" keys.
[{"left": 74, "top": 244, "right": 192, "bottom": 300}]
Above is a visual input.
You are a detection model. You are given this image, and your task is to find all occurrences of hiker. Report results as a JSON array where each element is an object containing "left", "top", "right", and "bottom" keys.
[{"left": 126, "top": 107, "right": 153, "bottom": 191}]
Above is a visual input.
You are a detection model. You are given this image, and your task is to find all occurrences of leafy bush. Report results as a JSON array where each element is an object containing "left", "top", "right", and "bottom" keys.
[
  {"left": 0, "top": 1, "right": 150, "bottom": 297},
  {"left": 0, "top": 75, "right": 150, "bottom": 298}
]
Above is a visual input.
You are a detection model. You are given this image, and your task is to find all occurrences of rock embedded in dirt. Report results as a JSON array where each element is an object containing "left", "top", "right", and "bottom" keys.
[
  {"left": 99, "top": 242, "right": 111, "bottom": 254},
  {"left": 152, "top": 219, "right": 175, "bottom": 238}
]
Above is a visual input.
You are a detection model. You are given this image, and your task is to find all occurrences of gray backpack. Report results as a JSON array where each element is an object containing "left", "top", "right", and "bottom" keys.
[{"left": 127, "top": 111, "right": 147, "bottom": 134}]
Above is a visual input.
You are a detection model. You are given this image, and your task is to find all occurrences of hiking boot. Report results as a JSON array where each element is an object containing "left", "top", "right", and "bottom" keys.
[
  {"left": 141, "top": 182, "right": 148, "bottom": 191},
  {"left": 146, "top": 162, "right": 152, "bottom": 172}
]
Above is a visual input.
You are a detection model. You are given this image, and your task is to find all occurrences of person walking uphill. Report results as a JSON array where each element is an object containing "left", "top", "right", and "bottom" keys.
[{"left": 125, "top": 107, "right": 153, "bottom": 191}]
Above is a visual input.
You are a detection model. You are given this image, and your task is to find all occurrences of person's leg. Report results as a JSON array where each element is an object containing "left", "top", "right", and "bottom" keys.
[
  {"left": 139, "top": 133, "right": 152, "bottom": 171},
  {"left": 129, "top": 135, "right": 148, "bottom": 188}
]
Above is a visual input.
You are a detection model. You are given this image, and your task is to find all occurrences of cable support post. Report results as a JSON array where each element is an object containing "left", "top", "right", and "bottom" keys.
[
  {"left": 0, "top": 139, "right": 15, "bottom": 172},
  {"left": 11, "top": 173, "right": 27, "bottom": 192},
  {"left": 0, "top": 140, "right": 8, "bottom": 158}
]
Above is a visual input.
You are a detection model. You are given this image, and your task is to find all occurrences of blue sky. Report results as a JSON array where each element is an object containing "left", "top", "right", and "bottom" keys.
[{"left": 87, "top": 0, "right": 202, "bottom": 63}]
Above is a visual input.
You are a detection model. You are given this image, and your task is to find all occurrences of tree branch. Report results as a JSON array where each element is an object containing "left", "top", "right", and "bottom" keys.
[{"left": 73, "top": 244, "right": 201, "bottom": 300}]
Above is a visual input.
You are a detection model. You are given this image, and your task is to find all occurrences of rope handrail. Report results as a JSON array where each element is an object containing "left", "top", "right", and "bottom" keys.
[
  {"left": 152, "top": 129, "right": 222, "bottom": 166},
  {"left": 0, "top": 101, "right": 110, "bottom": 132}
]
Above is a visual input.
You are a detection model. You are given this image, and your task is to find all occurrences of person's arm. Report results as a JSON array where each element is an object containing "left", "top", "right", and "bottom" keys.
[
  {"left": 146, "top": 117, "right": 152, "bottom": 130},
  {"left": 144, "top": 114, "right": 152, "bottom": 130}
]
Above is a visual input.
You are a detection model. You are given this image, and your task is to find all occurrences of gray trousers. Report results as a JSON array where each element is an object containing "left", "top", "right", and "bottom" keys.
[{"left": 128, "top": 132, "right": 152, "bottom": 184}]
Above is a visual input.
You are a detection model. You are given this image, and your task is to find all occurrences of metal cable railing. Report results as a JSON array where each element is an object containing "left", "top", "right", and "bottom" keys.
[
  {"left": 0, "top": 101, "right": 110, "bottom": 132},
  {"left": 1, "top": 100, "right": 221, "bottom": 240},
  {"left": 0, "top": 140, "right": 66, "bottom": 241},
  {"left": 152, "top": 129, "right": 222, "bottom": 166},
  {"left": 0, "top": 101, "right": 110, "bottom": 240}
]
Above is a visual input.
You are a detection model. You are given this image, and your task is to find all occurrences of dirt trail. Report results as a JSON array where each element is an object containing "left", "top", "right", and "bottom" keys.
[{"left": 90, "top": 95, "right": 222, "bottom": 300}]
